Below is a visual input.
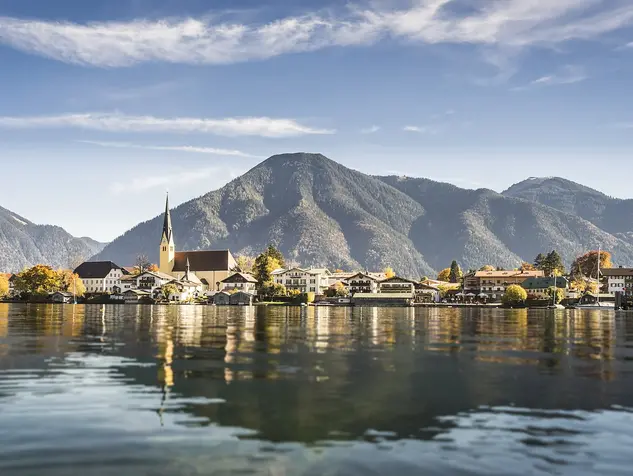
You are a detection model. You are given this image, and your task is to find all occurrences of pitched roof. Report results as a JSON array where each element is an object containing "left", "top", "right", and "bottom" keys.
[
  {"left": 379, "top": 276, "right": 418, "bottom": 284},
  {"left": 137, "top": 270, "right": 174, "bottom": 281},
  {"left": 474, "top": 270, "right": 544, "bottom": 278},
  {"left": 601, "top": 268, "right": 633, "bottom": 277},
  {"left": 521, "top": 277, "right": 569, "bottom": 289},
  {"left": 221, "top": 272, "right": 258, "bottom": 283},
  {"left": 74, "top": 261, "right": 125, "bottom": 279},
  {"left": 172, "top": 250, "right": 234, "bottom": 272},
  {"left": 345, "top": 272, "right": 379, "bottom": 282}
]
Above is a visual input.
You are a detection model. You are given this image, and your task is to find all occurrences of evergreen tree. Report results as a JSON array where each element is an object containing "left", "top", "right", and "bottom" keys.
[
  {"left": 544, "top": 250, "right": 565, "bottom": 276},
  {"left": 449, "top": 260, "right": 463, "bottom": 283},
  {"left": 534, "top": 253, "right": 545, "bottom": 270}
]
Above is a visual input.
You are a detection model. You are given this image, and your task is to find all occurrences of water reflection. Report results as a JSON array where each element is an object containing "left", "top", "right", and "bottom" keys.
[{"left": 1, "top": 304, "right": 633, "bottom": 475}]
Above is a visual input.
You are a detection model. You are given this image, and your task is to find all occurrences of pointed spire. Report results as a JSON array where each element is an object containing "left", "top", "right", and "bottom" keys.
[{"left": 162, "top": 192, "right": 173, "bottom": 244}]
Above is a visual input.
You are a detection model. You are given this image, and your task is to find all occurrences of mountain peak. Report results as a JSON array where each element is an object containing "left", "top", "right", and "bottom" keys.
[{"left": 503, "top": 176, "right": 607, "bottom": 198}]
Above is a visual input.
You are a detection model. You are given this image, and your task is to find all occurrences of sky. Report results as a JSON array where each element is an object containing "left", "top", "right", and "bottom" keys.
[{"left": 1, "top": 0, "right": 633, "bottom": 242}]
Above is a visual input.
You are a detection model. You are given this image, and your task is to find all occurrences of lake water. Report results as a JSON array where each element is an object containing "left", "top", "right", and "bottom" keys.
[{"left": 1, "top": 304, "right": 633, "bottom": 475}]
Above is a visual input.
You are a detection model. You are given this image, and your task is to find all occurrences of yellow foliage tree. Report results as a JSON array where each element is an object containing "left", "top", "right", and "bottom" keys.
[
  {"left": 479, "top": 265, "right": 496, "bottom": 271},
  {"left": 0, "top": 274, "right": 9, "bottom": 298},
  {"left": 14, "top": 265, "right": 62, "bottom": 296},
  {"left": 503, "top": 284, "right": 528, "bottom": 304},
  {"left": 437, "top": 268, "right": 451, "bottom": 282},
  {"left": 57, "top": 269, "right": 86, "bottom": 297},
  {"left": 384, "top": 267, "right": 396, "bottom": 279}
]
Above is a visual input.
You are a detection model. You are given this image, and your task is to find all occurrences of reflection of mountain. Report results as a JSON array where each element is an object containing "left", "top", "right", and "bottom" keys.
[{"left": 0, "top": 305, "right": 628, "bottom": 444}]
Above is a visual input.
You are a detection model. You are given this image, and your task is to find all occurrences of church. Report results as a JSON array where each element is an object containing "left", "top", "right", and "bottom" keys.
[{"left": 158, "top": 195, "right": 237, "bottom": 291}]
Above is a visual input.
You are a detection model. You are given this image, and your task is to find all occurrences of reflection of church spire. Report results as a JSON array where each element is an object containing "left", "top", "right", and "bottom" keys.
[{"left": 161, "top": 192, "right": 173, "bottom": 244}]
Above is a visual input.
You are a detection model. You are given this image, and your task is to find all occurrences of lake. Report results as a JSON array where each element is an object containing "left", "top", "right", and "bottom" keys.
[{"left": 1, "top": 303, "right": 633, "bottom": 475}]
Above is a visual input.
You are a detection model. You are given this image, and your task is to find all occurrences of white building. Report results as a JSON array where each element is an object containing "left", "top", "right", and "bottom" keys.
[
  {"left": 74, "top": 261, "right": 128, "bottom": 294},
  {"left": 273, "top": 267, "right": 331, "bottom": 294},
  {"left": 134, "top": 270, "right": 175, "bottom": 295},
  {"left": 220, "top": 272, "right": 258, "bottom": 294},
  {"left": 602, "top": 267, "right": 633, "bottom": 296}
]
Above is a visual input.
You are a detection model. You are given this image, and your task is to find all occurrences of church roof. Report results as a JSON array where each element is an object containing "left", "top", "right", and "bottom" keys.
[
  {"left": 161, "top": 193, "right": 173, "bottom": 244},
  {"left": 172, "top": 251, "right": 234, "bottom": 272}
]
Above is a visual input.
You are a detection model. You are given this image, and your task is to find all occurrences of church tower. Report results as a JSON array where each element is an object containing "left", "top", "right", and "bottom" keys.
[{"left": 159, "top": 193, "right": 175, "bottom": 274}]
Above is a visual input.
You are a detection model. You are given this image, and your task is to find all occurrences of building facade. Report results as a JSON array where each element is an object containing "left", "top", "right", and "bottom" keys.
[
  {"left": 74, "top": 261, "right": 129, "bottom": 294},
  {"left": 602, "top": 267, "right": 633, "bottom": 296},
  {"left": 220, "top": 272, "right": 258, "bottom": 294},
  {"left": 463, "top": 270, "right": 545, "bottom": 300},
  {"left": 521, "top": 276, "right": 569, "bottom": 299},
  {"left": 273, "top": 268, "right": 331, "bottom": 294},
  {"left": 343, "top": 273, "right": 380, "bottom": 294}
]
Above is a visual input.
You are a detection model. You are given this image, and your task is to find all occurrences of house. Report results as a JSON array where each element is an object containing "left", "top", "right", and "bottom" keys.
[
  {"left": 213, "top": 292, "right": 231, "bottom": 306},
  {"left": 378, "top": 276, "right": 416, "bottom": 296},
  {"left": 74, "top": 261, "right": 129, "bottom": 294},
  {"left": 122, "top": 289, "right": 152, "bottom": 303},
  {"left": 221, "top": 272, "right": 258, "bottom": 294},
  {"left": 113, "top": 274, "right": 137, "bottom": 294},
  {"left": 1, "top": 273, "right": 15, "bottom": 297},
  {"left": 414, "top": 282, "right": 441, "bottom": 303},
  {"left": 135, "top": 270, "right": 175, "bottom": 294},
  {"left": 601, "top": 267, "right": 633, "bottom": 296},
  {"left": 273, "top": 267, "right": 331, "bottom": 294},
  {"left": 343, "top": 272, "right": 380, "bottom": 295},
  {"left": 521, "top": 276, "right": 569, "bottom": 299},
  {"left": 158, "top": 194, "right": 237, "bottom": 290},
  {"left": 229, "top": 291, "right": 255, "bottom": 306},
  {"left": 463, "top": 270, "right": 545, "bottom": 300},
  {"left": 352, "top": 293, "right": 413, "bottom": 307},
  {"left": 51, "top": 291, "right": 74, "bottom": 303}
]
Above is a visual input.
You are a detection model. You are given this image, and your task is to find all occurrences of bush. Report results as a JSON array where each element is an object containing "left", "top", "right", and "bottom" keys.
[{"left": 503, "top": 285, "right": 528, "bottom": 305}]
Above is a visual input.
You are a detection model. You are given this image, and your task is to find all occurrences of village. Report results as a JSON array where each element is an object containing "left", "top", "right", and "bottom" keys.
[{"left": 1, "top": 196, "right": 632, "bottom": 309}]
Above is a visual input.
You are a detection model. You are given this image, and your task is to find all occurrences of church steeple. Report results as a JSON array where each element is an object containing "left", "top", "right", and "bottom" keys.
[
  {"left": 159, "top": 193, "right": 176, "bottom": 274},
  {"left": 161, "top": 193, "right": 173, "bottom": 244}
]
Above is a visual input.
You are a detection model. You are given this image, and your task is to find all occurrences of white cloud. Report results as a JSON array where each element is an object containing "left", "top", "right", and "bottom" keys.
[
  {"left": 109, "top": 166, "right": 237, "bottom": 195},
  {"left": 78, "top": 140, "right": 261, "bottom": 158},
  {"left": 512, "top": 65, "right": 588, "bottom": 90},
  {"left": 360, "top": 125, "right": 380, "bottom": 134},
  {"left": 403, "top": 125, "right": 439, "bottom": 134},
  {"left": 0, "top": 112, "right": 333, "bottom": 137},
  {"left": 0, "top": 1, "right": 631, "bottom": 67}
]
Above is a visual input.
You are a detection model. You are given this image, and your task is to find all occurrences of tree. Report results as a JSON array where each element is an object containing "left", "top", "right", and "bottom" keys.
[
  {"left": 134, "top": 254, "right": 152, "bottom": 275},
  {"left": 503, "top": 284, "right": 528, "bottom": 305},
  {"left": 260, "top": 281, "right": 287, "bottom": 298},
  {"left": 13, "top": 265, "right": 62, "bottom": 297},
  {"left": 437, "top": 268, "right": 451, "bottom": 282},
  {"left": 520, "top": 262, "right": 536, "bottom": 271},
  {"left": 161, "top": 283, "right": 179, "bottom": 301},
  {"left": 384, "top": 267, "right": 396, "bottom": 279},
  {"left": 234, "top": 255, "right": 255, "bottom": 274},
  {"left": 534, "top": 253, "right": 546, "bottom": 270},
  {"left": 57, "top": 269, "right": 85, "bottom": 297},
  {"left": 0, "top": 274, "right": 9, "bottom": 298},
  {"left": 325, "top": 282, "right": 349, "bottom": 298},
  {"left": 479, "top": 265, "right": 495, "bottom": 272},
  {"left": 264, "top": 245, "right": 286, "bottom": 268},
  {"left": 147, "top": 264, "right": 159, "bottom": 273},
  {"left": 548, "top": 286, "right": 565, "bottom": 304},
  {"left": 449, "top": 260, "right": 463, "bottom": 283},
  {"left": 254, "top": 246, "right": 286, "bottom": 285},
  {"left": 570, "top": 250, "right": 612, "bottom": 278}
]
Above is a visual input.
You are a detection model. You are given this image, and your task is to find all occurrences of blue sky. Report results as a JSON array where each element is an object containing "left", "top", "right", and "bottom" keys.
[{"left": 1, "top": 0, "right": 633, "bottom": 242}]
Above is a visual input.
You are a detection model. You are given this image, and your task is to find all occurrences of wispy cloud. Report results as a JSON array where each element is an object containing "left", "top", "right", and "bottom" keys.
[
  {"left": 0, "top": 1, "right": 632, "bottom": 67},
  {"left": 403, "top": 125, "right": 439, "bottom": 134},
  {"left": 78, "top": 140, "right": 261, "bottom": 158},
  {"left": 110, "top": 166, "right": 239, "bottom": 195},
  {"left": 0, "top": 112, "right": 334, "bottom": 138},
  {"left": 513, "top": 65, "right": 588, "bottom": 90},
  {"left": 360, "top": 125, "right": 380, "bottom": 134}
]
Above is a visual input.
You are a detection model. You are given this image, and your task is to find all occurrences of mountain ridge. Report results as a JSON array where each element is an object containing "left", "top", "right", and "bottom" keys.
[{"left": 92, "top": 153, "right": 633, "bottom": 277}]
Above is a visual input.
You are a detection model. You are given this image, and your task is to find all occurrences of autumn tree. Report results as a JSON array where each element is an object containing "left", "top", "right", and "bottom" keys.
[
  {"left": 384, "top": 267, "right": 396, "bottom": 279},
  {"left": 0, "top": 274, "right": 9, "bottom": 298},
  {"left": 325, "top": 282, "right": 349, "bottom": 298},
  {"left": 264, "top": 245, "right": 286, "bottom": 268},
  {"left": 134, "top": 255, "right": 153, "bottom": 275},
  {"left": 449, "top": 261, "right": 463, "bottom": 283},
  {"left": 57, "top": 269, "right": 86, "bottom": 297},
  {"left": 503, "top": 284, "right": 528, "bottom": 305},
  {"left": 234, "top": 255, "right": 255, "bottom": 274},
  {"left": 161, "top": 283, "right": 179, "bottom": 300},
  {"left": 548, "top": 287, "right": 565, "bottom": 304},
  {"left": 479, "top": 265, "right": 495, "bottom": 272},
  {"left": 14, "top": 265, "right": 62, "bottom": 297},
  {"left": 260, "top": 281, "right": 287, "bottom": 298},
  {"left": 570, "top": 250, "right": 612, "bottom": 278},
  {"left": 520, "top": 262, "right": 536, "bottom": 271},
  {"left": 437, "top": 268, "right": 451, "bottom": 282}
]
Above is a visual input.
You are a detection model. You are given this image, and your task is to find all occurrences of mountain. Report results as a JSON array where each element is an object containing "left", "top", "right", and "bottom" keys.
[
  {"left": 503, "top": 177, "right": 633, "bottom": 243},
  {"left": 94, "top": 153, "right": 633, "bottom": 277},
  {"left": 0, "top": 206, "right": 106, "bottom": 272}
]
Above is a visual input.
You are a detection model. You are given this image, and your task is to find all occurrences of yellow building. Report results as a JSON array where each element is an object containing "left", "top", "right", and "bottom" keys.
[{"left": 159, "top": 194, "right": 237, "bottom": 291}]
